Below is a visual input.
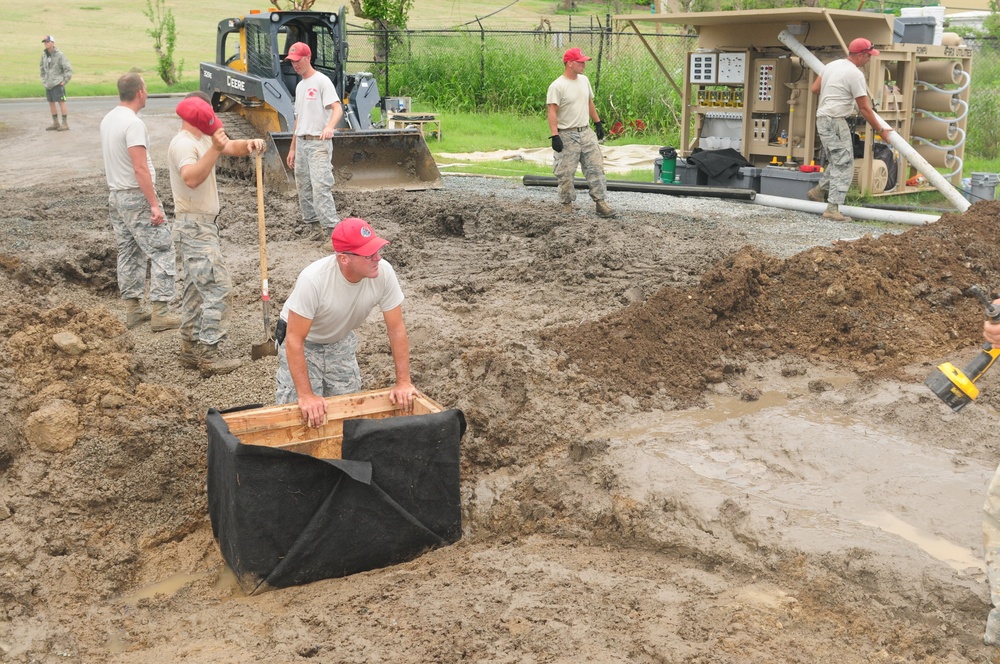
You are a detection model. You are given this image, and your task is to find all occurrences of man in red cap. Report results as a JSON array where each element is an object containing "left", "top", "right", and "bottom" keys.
[
  {"left": 167, "top": 92, "right": 267, "bottom": 376},
  {"left": 808, "top": 37, "right": 893, "bottom": 222},
  {"left": 274, "top": 217, "right": 417, "bottom": 426},
  {"left": 546, "top": 47, "right": 614, "bottom": 219},
  {"left": 284, "top": 41, "right": 344, "bottom": 247}
]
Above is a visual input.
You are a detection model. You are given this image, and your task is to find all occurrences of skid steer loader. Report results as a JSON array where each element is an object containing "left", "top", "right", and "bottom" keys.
[{"left": 199, "top": 6, "right": 441, "bottom": 192}]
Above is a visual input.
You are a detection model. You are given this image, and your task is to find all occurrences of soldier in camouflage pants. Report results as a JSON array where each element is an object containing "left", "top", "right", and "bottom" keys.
[
  {"left": 274, "top": 331, "right": 361, "bottom": 404},
  {"left": 172, "top": 213, "right": 231, "bottom": 346},
  {"left": 275, "top": 218, "right": 418, "bottom": 428},
  {"left": 108, "top": 189, "right": 176, "bottom": 303},
  {"left": 284, "top": 42, "right": 343, "bottom": 246},
  {"left": 167, "top": 93, "right": 266, "bottom": 376},
  {"left": 293, "top": 138, "right": 339, "bottom": 237},
  {"left": 99, "top": 73, "right": 179, "bottom": 332},
  {"left": 546, "top": 47, "right": 614, "bottom": 218}
]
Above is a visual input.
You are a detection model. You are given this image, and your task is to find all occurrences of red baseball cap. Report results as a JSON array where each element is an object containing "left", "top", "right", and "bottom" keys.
[
  {"left": 849, "top": 38, "right": 879, "bottom": 56},
  {"left": 331, "top": 218, "right": 389, "bottom": 255},
  {"left": 285, "top": 42, "right": 312, "bottom": 62},
  {"left": 563, "top": 47, "right": 591, "bottom": 64},
  {"left": 176, "top": 97, "right": 224, "bottom": 136}
]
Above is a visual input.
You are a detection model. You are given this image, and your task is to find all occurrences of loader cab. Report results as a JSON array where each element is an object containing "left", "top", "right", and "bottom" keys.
[{"left": 274, "top": 16, "right": 346, "bottom": 99}]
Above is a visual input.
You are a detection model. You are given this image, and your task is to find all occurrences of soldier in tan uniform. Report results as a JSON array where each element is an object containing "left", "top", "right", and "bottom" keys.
[{"left": 546, "top": 47, "right": 614, "bottom": 219}]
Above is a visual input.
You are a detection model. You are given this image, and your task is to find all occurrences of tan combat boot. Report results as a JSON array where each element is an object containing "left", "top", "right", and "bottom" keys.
[
  {"left": 57, "top": 116, "right": 69, "bottom": 131},
  {"left": 821, "top": 203, "right": 851, "bottom": 222},
  {"left": 150, "top": 302, "right": 181, "bottom": 332},
  {"left": 179, "top": 339, "right": 199, "bottom": 369},
  {"left": 124, "top": 298, "right": 151, "bottom": 329},
  {"left": 595, "top": 200, "right": 615, "bottom": 218},
  {"left": 46, "top": 116, "right": 60, "bottom": 131},
  {"left": 807, "top": 186, "right": 826, "bottom": 203},
  {"left": 197, "top": 343, "right": 243, "bottom": 377},
  {"left": 300, "top": 223, "right": 325, "bottom": 242}
]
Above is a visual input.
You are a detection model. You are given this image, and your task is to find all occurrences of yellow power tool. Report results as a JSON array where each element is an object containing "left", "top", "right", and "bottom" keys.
[{"left": 925, "top": 285, "right": 1000, "bottom": 412}]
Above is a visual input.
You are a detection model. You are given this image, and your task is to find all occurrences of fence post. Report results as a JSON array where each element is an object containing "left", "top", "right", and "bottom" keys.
[
  {"left": 477, "top": 18, "right": 486, "bottom": 109},
  {"left": 594, "top": 15, "right": 606, "bottom": 94},
  {"left": 384, "top": 28, "right": 391, "bottom": 98}
]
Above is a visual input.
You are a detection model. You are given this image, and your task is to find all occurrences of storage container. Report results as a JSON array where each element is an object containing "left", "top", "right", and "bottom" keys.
[
  {"left": 759, "top": 166, "right": 824, "bottom": 200},
  {"left": 894, "top": 16, "right": 937, "bottom": 44}
]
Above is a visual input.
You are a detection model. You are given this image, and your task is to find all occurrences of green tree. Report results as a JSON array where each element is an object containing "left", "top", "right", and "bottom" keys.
[
  {"left": 984, "top": 0, "right": 1000, "bottom": 38},
  {"left": 348, "top": 0, "right": 415, "bottom": 30},
  {"left": 143, "top": 0, "right": 183, "bottom": 86},
  {"left": 348, "top": 0, "right": 415, "bottom": 84}
]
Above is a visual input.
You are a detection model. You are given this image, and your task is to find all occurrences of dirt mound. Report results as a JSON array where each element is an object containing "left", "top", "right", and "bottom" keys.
[
  {"left": 0, "top": 300, "right": 206, "bottom": 625},
  {"left": 551, "top": 201, "right": 1000, "bottom": 406}
]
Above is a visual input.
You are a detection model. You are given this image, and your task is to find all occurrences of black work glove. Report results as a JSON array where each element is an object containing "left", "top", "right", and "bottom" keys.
[
  {"left": 595, "top": 121, "right": 605, "bottom": 141},
  {"left": 550, "top": 134, "right": 563, "bottom": 153}
]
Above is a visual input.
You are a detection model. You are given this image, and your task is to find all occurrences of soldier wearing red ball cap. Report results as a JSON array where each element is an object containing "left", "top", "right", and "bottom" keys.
[
  {"left": 275, "top": 217, "right": 417, "bottom": 426},
  {"left": 284, "top": 41, "right": 345, "bottom": 247},
  {"left": 546, "top": 47, "right": 614, "bottom": 219},
  {"left": 808, "top": 37, "right": 893, "bottom": 222},
  {"left": 166, "top": 92, "right": 268, "bottom": 376}
]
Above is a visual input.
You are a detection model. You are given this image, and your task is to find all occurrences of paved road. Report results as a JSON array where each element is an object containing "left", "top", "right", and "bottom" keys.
[{"left": 0, "top": 94, "right": 184, "bottom": 117}]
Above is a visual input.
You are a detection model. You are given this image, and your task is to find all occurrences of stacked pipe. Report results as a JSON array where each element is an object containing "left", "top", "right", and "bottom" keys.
[{"left": 911, "top": 59, "right": 970, "bottom": 175}]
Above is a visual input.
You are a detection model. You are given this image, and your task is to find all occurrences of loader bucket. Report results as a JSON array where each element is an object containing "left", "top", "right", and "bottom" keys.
[{"left": 267, "top": 129, "right": 443, "bottom": 193}]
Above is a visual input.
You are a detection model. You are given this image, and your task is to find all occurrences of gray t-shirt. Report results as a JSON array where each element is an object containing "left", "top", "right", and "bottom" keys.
[
  {"left": 816, "top": 58, "right": 869, "bottom": 119},
  {"left": 293, "top": 71, "right": 341, "bottom": 135},
  {"left": 281, "top": 256, "right": 404, "bottom": 344},
  {"left": 100, "top": 105, "right": 155, "bottom": 191}
]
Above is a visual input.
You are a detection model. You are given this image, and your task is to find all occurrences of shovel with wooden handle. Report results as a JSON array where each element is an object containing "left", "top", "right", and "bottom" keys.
[{"left": 252, "top": 151, "right": 278, "bottom": 360}]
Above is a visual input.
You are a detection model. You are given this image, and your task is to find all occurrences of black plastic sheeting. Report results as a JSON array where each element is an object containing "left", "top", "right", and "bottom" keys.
[
  {"left": 207, "top": 407, "right": 466, "bottom": 594},
  {"left": 687, "top": 147, "right": 754, "bottom": 181}
]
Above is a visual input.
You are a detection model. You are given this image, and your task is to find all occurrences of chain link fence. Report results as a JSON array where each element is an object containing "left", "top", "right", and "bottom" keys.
[
  {"left": 345, "top": 24, "right": 1000, "bottom": 156},
  {"left": 345, "top": 22, "right": 692, "bottom": 135}
]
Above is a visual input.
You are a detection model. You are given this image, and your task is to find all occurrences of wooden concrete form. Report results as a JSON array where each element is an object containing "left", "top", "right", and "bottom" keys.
[
  {"left": 220, "top": 388, "right": 444, "bottom": 460},
  {"left": 614, "top": 8, "right": 972, "bottom": 197}
]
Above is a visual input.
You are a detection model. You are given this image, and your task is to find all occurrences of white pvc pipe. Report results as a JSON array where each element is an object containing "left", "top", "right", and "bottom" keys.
[
  {"left": 777, "top": 30, "right": 970, "bottom": 213},
  {"left": 752, "top": 193, "right": 940, "bottom": 225}
]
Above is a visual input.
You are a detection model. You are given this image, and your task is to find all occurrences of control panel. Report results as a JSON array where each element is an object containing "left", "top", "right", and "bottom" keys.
[
  {"left": 717, "top": 52, "right": 746, "bottom": 85},
  {"left": 690, "top": 53, "right": 717, "bottom": 84},
  {"left": 752, "top": 58, "right": 792, "bottom": 113}
]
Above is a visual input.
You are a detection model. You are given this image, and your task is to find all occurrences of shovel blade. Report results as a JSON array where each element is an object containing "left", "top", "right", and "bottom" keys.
[{"left": 251, "top": 339, "right": 277, "bottom": 361}]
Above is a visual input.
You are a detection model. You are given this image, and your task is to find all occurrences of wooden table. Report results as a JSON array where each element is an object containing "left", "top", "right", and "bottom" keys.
[{"left": 387, "top": 112, "right": 442, "bottom": 141}]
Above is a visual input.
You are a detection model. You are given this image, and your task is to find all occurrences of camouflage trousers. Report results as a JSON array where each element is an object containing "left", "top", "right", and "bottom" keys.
[
  {"left": 294, "top": 138, "right": 340, "bottom": 231},
  {"left": 553, "top": 127, "right": 608, "bottom": 204},
  {"left": 984, "top": 462, "right": 1000, "bottom": 644},
  {"left": 172, "top": 212, "right": 232, "bottom": 346},
  {"left": 107, "top": 189, "right": 176, "bottom": 302},
  {"left": 815, "top": 116, "right": 854, "bottom": 206},
  {"left": 274, "top": 331, "right": 361, "bottom": 404}
]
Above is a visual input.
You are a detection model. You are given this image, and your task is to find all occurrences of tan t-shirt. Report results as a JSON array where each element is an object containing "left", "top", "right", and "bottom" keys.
[
  {"left": 167, "top": 130, "right": 220, "bottom": 215},
  {"left": 546, "top": 74, "right": 593, "bottom": 129}
]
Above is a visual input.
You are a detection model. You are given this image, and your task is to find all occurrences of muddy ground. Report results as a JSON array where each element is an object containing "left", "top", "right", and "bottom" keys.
[{"left": 3, "top": 101, "right": 1000, "bottom": 663}]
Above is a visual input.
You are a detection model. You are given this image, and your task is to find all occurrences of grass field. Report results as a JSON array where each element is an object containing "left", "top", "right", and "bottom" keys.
[{"left": 2, "top": 0, "right": 625, "bottom": 90}]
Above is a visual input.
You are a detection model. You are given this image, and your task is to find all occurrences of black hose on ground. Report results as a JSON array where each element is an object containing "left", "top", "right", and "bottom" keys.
[{"left": 522, "top": 175, "right": 757, "bottom": 201}]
